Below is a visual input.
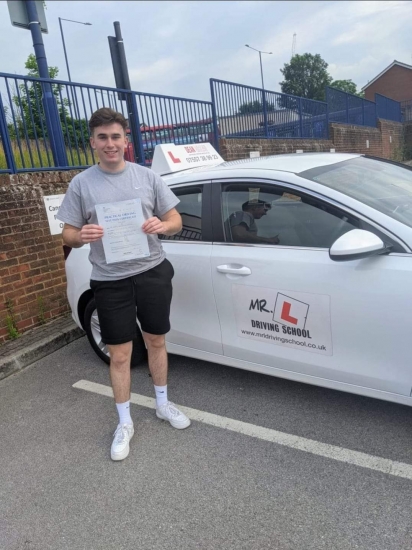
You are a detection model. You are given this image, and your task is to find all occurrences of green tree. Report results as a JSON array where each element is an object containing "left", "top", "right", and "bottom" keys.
[
  {"left": 12, "top": 54, "right": 62, "bottom": 139},
  {"left": 330, "top": 79, "right": 364, "bottom": 98},
  {"left": 279, "top": 53, "right": 332, "bottom": 101},
  {"left": 238, "top": 100, "right": 276, "bottom": 114},
  {"left": 25, "top": 52, "right": 58, "bottom": 79},
  {"left": 12, "top": 54, "right": 88, "bottom": 146}
]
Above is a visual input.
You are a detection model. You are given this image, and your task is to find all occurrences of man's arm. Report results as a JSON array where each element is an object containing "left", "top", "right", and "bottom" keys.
[
  {"left": 62, "top": 223, "right": 104, "bottom": 248},
  {"left": 232, "top": 224, "right": 279, "bottom": 245},
  {"left": 142, "top": 208, "right": 182, "bottom": 236}
]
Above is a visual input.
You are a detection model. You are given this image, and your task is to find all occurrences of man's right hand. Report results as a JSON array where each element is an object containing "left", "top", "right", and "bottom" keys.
[
  {"left": 79, "top": 224, "right": 104, "bottom": 244},
  {"left": 62, "top": 223, "right": 104, "bottom": 248},
  {"left": 265, "top": 235, "right": 280, "bottom": 245}
]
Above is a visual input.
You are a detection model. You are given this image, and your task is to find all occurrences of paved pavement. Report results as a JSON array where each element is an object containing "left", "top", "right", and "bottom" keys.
[
  {"left": 2, "top": 315, "right": 412, "bottom": 550},
  {"left": 0, "top": 314, "right": 84, "bottom": 381},
  {"left": 2, "top": 336, "right": 412, "bottom": 550}
]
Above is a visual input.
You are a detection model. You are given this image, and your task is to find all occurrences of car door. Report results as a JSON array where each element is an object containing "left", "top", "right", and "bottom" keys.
[
  {"left": 161, "top": 181, "right": 223, "bottom": 355},
  {"left": 210, "top": 178, "right": 412, "bottom": 396}
]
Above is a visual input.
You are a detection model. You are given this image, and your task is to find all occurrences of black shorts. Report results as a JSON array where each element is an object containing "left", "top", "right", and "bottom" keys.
[{"left": 90, "top": 259, "right": 174, "bottom": 345}]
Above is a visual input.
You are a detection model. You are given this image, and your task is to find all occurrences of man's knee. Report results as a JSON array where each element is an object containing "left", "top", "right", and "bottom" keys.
[
  {"left": 108, "top": 342, "right": 133, "bottom": 368},
  {"left": 143, "top": 333, "right": 166, "bottom": 350}
]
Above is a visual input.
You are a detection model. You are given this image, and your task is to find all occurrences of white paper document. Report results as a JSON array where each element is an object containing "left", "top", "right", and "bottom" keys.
[{"left": 95, "top": 199, "right": 150, "bottom": 264}]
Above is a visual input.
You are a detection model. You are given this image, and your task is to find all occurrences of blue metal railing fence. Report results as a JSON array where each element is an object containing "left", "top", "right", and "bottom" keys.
[
  {"left": 0, "top": 91, "right": 16, "bottom": 174},
  {"left": 0, "top": 72, "right": 217, "bottom": 174},
  {"left": 133, "top": 90, "right": 216, "bottom": 166},
  {"left": 326, "top": 86, "right": 377, "bottom": 127},
  {"left": 0, "top": 71, "right": 405, "bottom": 175},
  {"left": 0, "top": 73, "right": 136, "bottom": 173},
  {"left": 375, "top": 93, "right": 402, "bottom": 122},
  {"left": 210, "top": 78, "right": 328, "bottom": 140},
  {"left": 211, "top": 80, "right": 401, "bottom": 142}
]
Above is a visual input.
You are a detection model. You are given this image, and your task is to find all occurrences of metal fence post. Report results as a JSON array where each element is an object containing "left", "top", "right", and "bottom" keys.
[
  {"left": 40, "top": 83, "right": 69, "bottom": 167},
  {"left": 346, "top": 93, "right": 349, "bottom": 124},
  {"left": 262, "top": 88, "right": 269, "bottom": 138},
  {"left": 325, "top": 87, "right": 330, "bottom": 139},
  {"left": 0, "top": 92, "right": 17, "bottom": 173},
  {"left": 299, "top": 97, "right": 304, "bottom": 138},
  {"left": 362, "top": 100, "right": 365, "bottom": 126},
  {"left": 26, "top": 1, "right": 68, "bottom": 168},
  {"left": 209, "top": 79, "right": 220, "bottom": 152}
]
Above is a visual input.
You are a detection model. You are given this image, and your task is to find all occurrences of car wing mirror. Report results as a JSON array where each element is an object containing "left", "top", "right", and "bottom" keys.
[{"left": 329, "top": 229, "right": 392, "bottom": 262}]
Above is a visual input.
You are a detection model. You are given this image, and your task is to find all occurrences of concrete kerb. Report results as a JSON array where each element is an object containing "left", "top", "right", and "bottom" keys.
[{"left": 0, "top": 314, "right": 84, "bottom": 381}]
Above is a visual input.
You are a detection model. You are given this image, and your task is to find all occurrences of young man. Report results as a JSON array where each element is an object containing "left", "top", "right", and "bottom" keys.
[{"left": 57, "top": 108, "right": 190, "bottom": 461}]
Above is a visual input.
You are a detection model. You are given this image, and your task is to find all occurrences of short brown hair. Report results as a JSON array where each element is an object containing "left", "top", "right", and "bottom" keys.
[{"left": 89, "top": 108, "right": 128, "bottom": 134}]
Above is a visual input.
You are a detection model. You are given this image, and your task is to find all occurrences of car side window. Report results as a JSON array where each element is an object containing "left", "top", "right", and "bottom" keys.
[
  {"left": 222, "top": 183, "right": 359, "bottom": 248},
  {"left": 160, "top": 186, "right": 202, "bottom": 241}
]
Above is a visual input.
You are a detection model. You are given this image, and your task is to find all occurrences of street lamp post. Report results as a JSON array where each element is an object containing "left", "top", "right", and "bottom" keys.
[
  {"left": 245, "top": 44, "right": 272, "bottom": 90},
  {"left": 245, "top": 44, "right": 272, "bottom": 138},
  {"left": 58, "top": 17, "right": 92, "bottom": 121},
  {"left": 58, "top": 17, "right": 92, "bottom": 82}
]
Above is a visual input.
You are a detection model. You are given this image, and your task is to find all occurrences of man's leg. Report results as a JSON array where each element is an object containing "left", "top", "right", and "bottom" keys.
[
  {"left": 134, "top": 261, "right": 190, "bottom": 429},
  {"left": 107, "top": 342, "right": 135, "bottom": 461},
  {"left": 143, "top": 332, "right": 167, "bottom": 386},
  {"left": 143, "top": 331, "right": 190, "bottom": 429},
  {"left": 143, "top": 332, "right": 168, "bottom": 407},
  {"left": 107, "top": 341, "right": 133, "bottom": 403},
  {"left": 91, "top": 277, "right": 137, "bottom": 461}
]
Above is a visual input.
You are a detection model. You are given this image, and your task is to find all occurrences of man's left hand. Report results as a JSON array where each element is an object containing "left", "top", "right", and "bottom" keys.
[{"left": 142, "top": 216, "right": 165, "bottom": 234}]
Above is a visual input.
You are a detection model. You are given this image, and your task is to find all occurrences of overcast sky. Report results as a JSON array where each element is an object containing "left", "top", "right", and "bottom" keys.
[{"left": 0, "top": 0, "right": 411, "bottom": 101}]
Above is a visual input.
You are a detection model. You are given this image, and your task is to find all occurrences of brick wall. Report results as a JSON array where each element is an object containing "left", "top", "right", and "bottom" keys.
[
  {"left": 328, "top": 120, "right": 403, "bottom": 160},
  {"left": 219, "top": 137, "right": 335, "bottom": 161},
  {"left": 0, "top": 170, "right": 81, "bottom": 343},
  {"left": 364, "top": 65, "right": 412, "bottom": 102},
  {"left": 329, "top": 123, "right": 382, "bottom": 156},
  {"left": 379, "top": 119, "right": 404, "bottom": 161},
  {"left": 220, "top": 120, "right": 404, "bottom": 163}
]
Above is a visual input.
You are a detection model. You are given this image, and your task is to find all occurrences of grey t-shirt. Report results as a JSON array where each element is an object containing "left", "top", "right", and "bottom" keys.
[
  {"left": 57, "top": 162, "right": 179, "bottom": 281},
  {"left": 229, "top": 211, "right": 257, "bottom": 234}
]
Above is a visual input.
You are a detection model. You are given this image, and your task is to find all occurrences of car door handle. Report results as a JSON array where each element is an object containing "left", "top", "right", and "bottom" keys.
[{"left": 217, "top": 264, "right": 252, "bottom": 275}]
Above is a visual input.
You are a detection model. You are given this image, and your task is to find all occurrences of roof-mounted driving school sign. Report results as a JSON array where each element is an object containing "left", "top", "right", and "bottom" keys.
[{"left": 151, "top": 143, "right": 223, "bottom": 175}]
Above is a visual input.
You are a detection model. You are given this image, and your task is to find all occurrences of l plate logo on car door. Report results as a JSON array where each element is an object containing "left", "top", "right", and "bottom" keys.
[
  {"left": 273, "top": 294, "right": 309, "bottom": 330},
  {"left": 232, "top": 284, "right": 333, "bottom": 356}
]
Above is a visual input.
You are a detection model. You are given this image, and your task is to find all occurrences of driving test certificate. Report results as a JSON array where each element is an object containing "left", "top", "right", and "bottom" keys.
[{"left": 95, "top": 199, "right": 150, "bottom": 264}]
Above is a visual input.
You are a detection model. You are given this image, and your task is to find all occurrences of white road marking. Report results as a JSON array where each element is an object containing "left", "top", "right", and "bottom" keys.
[{"left": 73, "top": 379, "right": 412, "bottom": 481}]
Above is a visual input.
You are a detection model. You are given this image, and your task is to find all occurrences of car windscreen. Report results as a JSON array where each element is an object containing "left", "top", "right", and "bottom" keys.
[{"left": 299, "top": 157, "right": 412, "bottom": 229}]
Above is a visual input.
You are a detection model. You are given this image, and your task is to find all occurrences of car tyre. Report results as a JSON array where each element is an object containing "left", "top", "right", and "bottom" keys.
[{"left": 83, "top": 297, "right": 147, "bottom": 367}]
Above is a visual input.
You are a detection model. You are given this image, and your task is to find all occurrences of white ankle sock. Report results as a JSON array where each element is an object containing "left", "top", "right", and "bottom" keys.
[
  {"left": 116, "top": 401, "right": 132, "bottom": 425},
  {"left": 154, "top": 385, "right": 168, "bottom": 407}
]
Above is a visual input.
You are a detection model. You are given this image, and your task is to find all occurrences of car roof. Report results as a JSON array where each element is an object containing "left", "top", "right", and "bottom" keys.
[{"left": 162, "top": 152, "right": 361, "bottom": 182}]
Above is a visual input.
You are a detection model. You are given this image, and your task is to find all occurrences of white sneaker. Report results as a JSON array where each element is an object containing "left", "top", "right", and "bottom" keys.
[
  {"left": 111, "top": 423, "right": 134, "bottom": 461},
  {"left": 156, "top": 401, "right": 191, "bottom": 429}
]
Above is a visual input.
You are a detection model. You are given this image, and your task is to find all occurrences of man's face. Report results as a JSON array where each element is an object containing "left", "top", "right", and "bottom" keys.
[
  {"left": 251, "top": 203, "right": 271, "bottom": 219},
  {"left": 89, "top": 122, "right": 128, "bottom": 172}
]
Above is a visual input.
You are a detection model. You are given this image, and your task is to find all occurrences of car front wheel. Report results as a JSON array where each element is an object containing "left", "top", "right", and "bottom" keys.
[{"left": 83, "top": 297, "right": 147, "bottom": 367}]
